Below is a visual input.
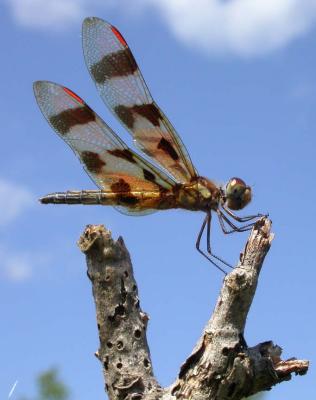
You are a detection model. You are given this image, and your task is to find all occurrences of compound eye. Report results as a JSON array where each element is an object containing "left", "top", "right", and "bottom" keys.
[
  {"left": 225, "top": 177, "right": 251, "bottom": 210},
  {"left": 226, "top": 178, "right": 246, "bottom": 197}
]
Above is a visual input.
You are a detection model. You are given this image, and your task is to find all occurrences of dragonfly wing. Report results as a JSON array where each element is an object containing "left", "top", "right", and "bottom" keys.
[
  {"left": 82, "top": 17, "right": 198, "bottom": 183},
  {"left": 114, "top": 206, "right": 157, "bottom": 216},
  {"left": 34, "top": 81, "right": 175, "bottom": 214}
]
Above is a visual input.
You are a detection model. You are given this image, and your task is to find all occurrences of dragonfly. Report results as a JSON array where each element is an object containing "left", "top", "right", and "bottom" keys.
[{"left": 34, "top": 17, "right": 263, "bottom": 273}]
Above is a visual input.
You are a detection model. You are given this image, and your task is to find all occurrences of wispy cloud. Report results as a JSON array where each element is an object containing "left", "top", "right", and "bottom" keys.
[
  {"left": 0, "top": 247, "right": 50, "bottom": 282},
  {"left": 6, "top": 0, "right": 88, "bottom": 31},
  {"left": 0, "top": 179, "right": 34, "bottom": 227},
  {"left": 5, "top": 0, "right": 316, "bottom": 56},
  {"left": 0, "top": 249, "right": 33, "bottom": 281},
  {"left": 134, "top": 0, "right": 316, "bottom": 56}
]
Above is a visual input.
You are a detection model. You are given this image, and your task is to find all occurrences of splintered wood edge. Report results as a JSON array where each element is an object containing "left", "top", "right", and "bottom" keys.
[
  {"left": 78, "top": 224, "right": 112, "bottom": 252},
  {"left": 239, "top": 217, "right": 274, "bottom": 266},
  {"left": 78, "top": 224, "right": 126, "bottom": 262},
  {"left": 275, "top": 359, "right": 309, "bottom": 377}
]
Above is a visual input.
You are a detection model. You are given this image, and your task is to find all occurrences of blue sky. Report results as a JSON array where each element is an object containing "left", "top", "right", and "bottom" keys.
[{"left": 1, "top": 1, "right": 316, "bottom": 399}]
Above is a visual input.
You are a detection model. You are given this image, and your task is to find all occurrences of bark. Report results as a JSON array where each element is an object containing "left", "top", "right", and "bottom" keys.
[{"left": 78, "top": 218, "right": 308, "bottom": 400}]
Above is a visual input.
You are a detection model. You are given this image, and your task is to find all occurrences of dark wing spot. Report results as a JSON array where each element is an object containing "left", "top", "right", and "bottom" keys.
[
  {"left": 143, "top": 169, "right": 156, "bottom": 183},
  {"left": 134, "top": 104, "right": 162, "bottom": 127},
  {"left": 81, "top": 151, "right": 106, "bottom": 174},
  {"left": 111, "top": 179, "right": 131, "bottom": 193},
  {"left": 157, "top": 138, "right": 179, "bottom": 161},
  {"left": 114, "top": 105, "right": 134, "bottom": 129},
  {"left": 111, "top": 179, "right": 138, "bottom": 206},
  {"left": 90, "top": 49, "right": 137, "bottom": 83},
  {"left": 114, "top": 103, "right": 162, "bottom": 130},
  {"left": 117, "top": 195, "right": 139, "bottom": 206},
  {"left": 50, "top": 107, "right": 95, "bottom": 135},
  {"left": 108, "top": 149, "right": 136, "bottom": 163}
]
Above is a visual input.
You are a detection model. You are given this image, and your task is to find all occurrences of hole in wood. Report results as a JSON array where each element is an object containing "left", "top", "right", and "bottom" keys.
[
  {"left": 228, "top": 382, "right": 237, "bottom": 397},
  {"left": 134, "top": 329, "right": 142, "bottom": 339},
  {"left": 117, "top": 340, "right": 124, "bottom": 350},
  {"left": 222, "top": 347, "right": 230, "bottom": 356},
  {"left": 115, "top": 304, "right": 126, "bottom": 316}
]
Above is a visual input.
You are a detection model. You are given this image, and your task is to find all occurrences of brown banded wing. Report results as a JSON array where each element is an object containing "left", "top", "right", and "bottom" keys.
[
  {"left": 33, "top": 81, "right": 176, "bottom": 214},
  {"left": 82, "top": 17, "right": 197, "bottom": 184}
]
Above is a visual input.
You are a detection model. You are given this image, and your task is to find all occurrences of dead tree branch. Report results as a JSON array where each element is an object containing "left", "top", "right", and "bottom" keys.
[{"left": 78, "top": 218, "right": 308, "bottom": 400}]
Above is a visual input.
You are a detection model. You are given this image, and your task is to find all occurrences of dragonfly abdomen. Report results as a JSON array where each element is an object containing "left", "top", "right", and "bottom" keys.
[
  {"left": 39, "top": 189, "right": 174, "bottom": 209},
  {"left": 40, "top": 190, "right": 108, "bottom": 205}
]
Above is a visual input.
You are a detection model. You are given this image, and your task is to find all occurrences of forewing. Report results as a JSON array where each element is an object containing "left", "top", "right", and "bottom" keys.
[
  {"left": 33, "top": 81, "right": 175, "bottom": 200},
  {"left": 82, "top": 17, "right": 197, "bottom": 183}
]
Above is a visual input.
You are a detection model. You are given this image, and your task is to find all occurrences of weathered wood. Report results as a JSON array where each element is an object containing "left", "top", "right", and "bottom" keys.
[
  {"left": 78, "top": 218, "right": 308, "bottom": 400},
  {"left": 78, "top": 225, "right": 162, "bottom": 400}
]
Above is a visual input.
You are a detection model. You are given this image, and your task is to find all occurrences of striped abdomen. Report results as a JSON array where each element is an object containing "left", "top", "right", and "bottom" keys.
[{"left": 40, "top": 190, "right": 177, "bottom": 210}]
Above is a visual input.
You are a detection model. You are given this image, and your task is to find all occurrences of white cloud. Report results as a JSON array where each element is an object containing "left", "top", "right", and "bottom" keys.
[
  {"left": 5, "top": 0, "right": 316, "bottom": 55},
  {"left": 133, "top": 0, "right": 316, "bottom": 56},
  {"left": 6, "top": 0, "right": 87, "bottom": 31},
  {"left": 0, "top": 246, "right": 51, "bottom": 282},
  {"left": 0, "top": 245, "right": 32, "bottom": 281},
  {"left": 0, "top": 179, "right": 34, "bottom": 226},
  {"left": 2, "top": 253, "right": 33, "bottom": 281}
]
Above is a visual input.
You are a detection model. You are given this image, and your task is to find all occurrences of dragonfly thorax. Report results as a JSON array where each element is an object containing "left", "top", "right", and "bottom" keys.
[{"left": 177, "top": 177, "right": 221, "bottom": 212}]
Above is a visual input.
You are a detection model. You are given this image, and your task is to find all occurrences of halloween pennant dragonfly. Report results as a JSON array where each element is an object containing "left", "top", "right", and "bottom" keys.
[{"left": 34, "top": 17, "right": 262, "bottom": 273}]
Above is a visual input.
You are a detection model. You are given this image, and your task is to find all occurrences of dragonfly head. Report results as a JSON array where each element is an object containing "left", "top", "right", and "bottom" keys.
[{"left": 222, "top": 177, "right": 252, "bottom": 210}]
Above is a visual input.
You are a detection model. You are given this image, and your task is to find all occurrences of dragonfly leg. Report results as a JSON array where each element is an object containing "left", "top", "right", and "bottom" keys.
[
  {"left": 221, "top": 205, "right": 266, "bottom": 223},
  {"left": 206, "top": 212, "right": 233, "bottom": 268},
  {"left": 195, "top": 213, "right": 232, "bottom": 273},
  {"left": 217, "top": 210, "right": 256, "bottom": 234}
]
